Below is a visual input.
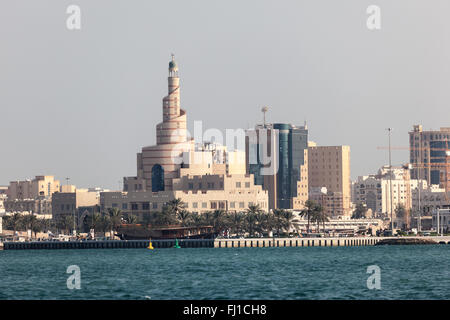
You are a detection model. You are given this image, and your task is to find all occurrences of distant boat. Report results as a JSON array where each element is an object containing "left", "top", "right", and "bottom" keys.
[{"left": 116, "top": 224, "right": 217, "bottom": 240}]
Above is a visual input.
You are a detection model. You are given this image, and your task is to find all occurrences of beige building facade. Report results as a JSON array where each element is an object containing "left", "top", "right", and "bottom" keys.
[
  {"left": 308, "top": 145, "right": 351, "bottom": 217},
  {"left": 7, "top": 176, "right": 60, "bottom": 200},
  {"left": 52, "top": 189, "right": 100, "bottom": 222},
  {"left": 409, "top": 125, "right": 450, "bottom": 191}
]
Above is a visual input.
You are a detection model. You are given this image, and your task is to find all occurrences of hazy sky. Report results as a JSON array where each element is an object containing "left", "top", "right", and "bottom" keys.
[{"left": 1, "top": 0, "right": 450, "bottom": 189}]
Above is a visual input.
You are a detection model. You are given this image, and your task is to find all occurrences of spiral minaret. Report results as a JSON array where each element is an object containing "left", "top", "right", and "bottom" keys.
[{"left": 137, "top": 55, "right": 194, "bottom": 191}]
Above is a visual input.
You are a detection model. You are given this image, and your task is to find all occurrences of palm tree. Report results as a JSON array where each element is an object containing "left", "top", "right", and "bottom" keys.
[
  {"left": 108, "top": 208, "right": 123, "bottom": 236},
  {"left": 311, "top": 205, "right": 328, "bottom": 233},
  {"left": 31, "top": 219, "right": 43, "bottom": 239},
  {"left": 10, "top": 212, "right": 22, "bottom": 235},
  {"left": 352, "top": 203, "right": 368, "bottom": 219},
  {"left": 282, "top": 210, "right": 295, "bottom": 234},
  {"left": 299, "top": 200, "right": 319, "bottom": 234},
  {"left": 100, "top": 214, "right": 111, "bottom": 234},
  {"left": 245, "top": 213, "right": 258, "bottom": 237},
  {"left": 23, "top": 214, "right": 40, "bottom": 239},
  {"left": 273, "top": 209, "right": 286, "bottom": 236},
  {"left": 246, "top": 204, "right": 263, "bottom": 215},
  {"left": 58, "top": 215, "right": 75, "bottom": 235},
  {"left": 211, "top": 210, "right": 227, "bottom": 233},
  {"left": 127, "top": 214, "right": 138, "bottom": 224},
  {"left": 90, "top": 212, "right": 102, "bottom": 233},
  {"left": 201, "top": 211, "right": 215, "bottom": 226},
  {"left": 177, "top": 209, "right": 191, "bottom": 226},
  {"left": 166, "top": 198, "right": 185, "bottom": 216},
  {"left": 228, "top": 212, "right": 244, "bottom": 237},
  {"left": 189, "top": 212, "right": 204, "bottom": 227}
]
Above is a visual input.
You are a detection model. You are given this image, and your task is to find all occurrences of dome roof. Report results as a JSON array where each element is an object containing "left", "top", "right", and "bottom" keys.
[{"left": 169, "top": 60, "right": 177, "bottom": 69}]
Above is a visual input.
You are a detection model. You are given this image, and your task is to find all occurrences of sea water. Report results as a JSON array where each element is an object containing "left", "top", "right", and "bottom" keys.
[{"left": 0, "top": 245, "right": 448, "bottom": 299}]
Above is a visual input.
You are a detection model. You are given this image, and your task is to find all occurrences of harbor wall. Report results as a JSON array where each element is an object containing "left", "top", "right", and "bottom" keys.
[{"left": 2, "top": 236, "right": 449, "bottom": 250}]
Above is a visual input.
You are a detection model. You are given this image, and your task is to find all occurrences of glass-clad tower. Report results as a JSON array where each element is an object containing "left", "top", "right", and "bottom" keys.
[{"left": 246, "top": 123, "right": 308, "bottom": 209}]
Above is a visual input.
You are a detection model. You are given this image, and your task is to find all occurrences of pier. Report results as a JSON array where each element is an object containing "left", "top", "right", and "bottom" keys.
[{"left": 1, "top": 236, "right": 449, "bottom": 250}]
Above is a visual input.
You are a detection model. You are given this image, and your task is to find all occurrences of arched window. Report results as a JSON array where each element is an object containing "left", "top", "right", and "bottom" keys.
[{"left": 151, "top": 164, "right": 165, "bottom": 192}]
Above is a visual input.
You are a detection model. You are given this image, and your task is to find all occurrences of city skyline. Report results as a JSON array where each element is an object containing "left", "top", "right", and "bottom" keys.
[{"left": 2, "top": 1, "right": 450, "bottom": 189}]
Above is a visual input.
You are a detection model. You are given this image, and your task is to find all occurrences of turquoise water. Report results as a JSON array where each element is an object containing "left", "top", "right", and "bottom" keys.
[{"left": 0, "top": 245, "right": 448, "bottom": 299}]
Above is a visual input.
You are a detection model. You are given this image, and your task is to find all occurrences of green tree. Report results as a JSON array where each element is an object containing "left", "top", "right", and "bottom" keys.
[
  {"left": 90, "top": 212, "right": 102, "bottom": 232},
  {"left": 108, "top": 208, "right": 123, "bottom": 234},
  {"left": 100, "top": 214, "right": 111, "bottom": 234},
  {"left": 58, "top": 215, "right": 75, "bottom": 235},
  {"left": 352, "top": 203, "right": 368, "bottom": 219},
  {"left": 246, "top": 204, "right": 263, "bottom": 215},
  {"left": 395, "top": 203, "right": 407, "bottom": 218},
  {"left": 177, "top": 209, "right": 191, "bottom": 226},
  {"left": 10, "top": 212, "right": 23, "bottom": 235},
  {"left": 127, "top": 214, "right": 138, "bottom": 224},
  {"left": 282, "top": 210, "right": 295, "bottom": 235},
  {"left": 299, "top": 200, "right": 320, "bottom": 234},
  {"left": 228, "top": 212, "right": 245, "bottom": 236},
  {"left": 22, "top": 214, "right": 41, "bottom": 239},
  {"left": 211, "top": 209, "right": 227, "bottom": 233},
  {"left": 311, "top": 205, "right": 328, "bottom": 233},
  {"left": 273, "top": 209, "right": 287, "bottom": 236},
  {"left": 166, "top": 198, "right": 185, "bottom": 216},
  {"left": 245, "top": 212, "right": 258, "bottom": 237}
]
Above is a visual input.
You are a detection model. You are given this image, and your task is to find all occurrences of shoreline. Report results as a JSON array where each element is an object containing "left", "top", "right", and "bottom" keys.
[{"left": 1, "top": 236, "right": 449, "bottom": 250}]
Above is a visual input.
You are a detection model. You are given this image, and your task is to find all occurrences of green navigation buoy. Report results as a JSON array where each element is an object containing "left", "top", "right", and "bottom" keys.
[{"left": 174, "top": 239, "right": 181, "bottom": 248}]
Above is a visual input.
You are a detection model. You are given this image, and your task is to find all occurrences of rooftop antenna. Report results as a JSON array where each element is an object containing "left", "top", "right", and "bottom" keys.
[{"left": 261, "top": 106, "right": 269, "bottom": 127}]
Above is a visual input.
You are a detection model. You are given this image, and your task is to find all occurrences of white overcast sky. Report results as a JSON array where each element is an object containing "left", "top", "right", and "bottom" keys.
[{"left": 1, "top": 0, "right": 449, "bottom": 189}]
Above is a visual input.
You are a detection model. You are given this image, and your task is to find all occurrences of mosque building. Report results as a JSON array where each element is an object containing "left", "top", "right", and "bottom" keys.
[{"left": 101, "top": 56, "right": 268, "bottom": 219}]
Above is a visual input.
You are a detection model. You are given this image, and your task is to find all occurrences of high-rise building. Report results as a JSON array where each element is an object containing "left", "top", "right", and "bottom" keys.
[
  {"left": 409, "top": 125, "right": 450, "bottom": 191},
  {"left": 246, "top": 123, "right": 308, "bottom": 210},
  {"left": 308, "top": 145, "right": 351, "bottom": 217}
]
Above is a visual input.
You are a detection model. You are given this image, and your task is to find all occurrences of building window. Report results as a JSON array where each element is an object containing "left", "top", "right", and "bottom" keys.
[
  {"left": 236, "top": 182, "right": 241, "bottom": 188},
  {"left": 131, "top": 203, "right": 138, "bottom": 211},
  {"left": 239, "top": 202, "right": 245, "bottom": 208},
  {"left": 188, "top": 183, "right": 194, "bottom": 190},
  {"left": 202, "top": 202, "right": 207, "bottom": 208},
  {"left": 245, "top": 182, "right": 250, "bottom": 188},
  {"left": 112, "top": 203, "right": 118, "bottom": 208},
  {"left": 193, "top": 202, "right": 198, "bottom": 208},
  {"left": 122, "top": 203, "right": 128, "bottom": 210},
  {"left": 230, "top": 202, "right": 235, "bottom": 208},
  {"left": 142, "top": 202, "right": 150, "bottom": 210},
  {"left": 151, "top": 164, "right": 165, "bottom": 192},
  {"left": 153, "top": 203, "right": 158, "bottom": 209}
]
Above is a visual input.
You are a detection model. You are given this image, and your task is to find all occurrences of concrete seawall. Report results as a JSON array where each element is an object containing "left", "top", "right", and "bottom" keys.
[
  {"left": 2, "top": 236, "right": 449, "bottom": 250},
  {"left": 214, "top": 236, "right": 450, "bottom": 248}
]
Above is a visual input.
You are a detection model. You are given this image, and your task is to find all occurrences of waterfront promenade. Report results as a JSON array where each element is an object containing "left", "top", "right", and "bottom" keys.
[{"left": 1, "top": 236, "right": 450, "bottom": 250}]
